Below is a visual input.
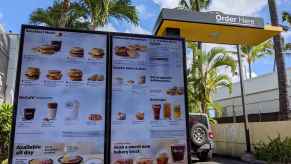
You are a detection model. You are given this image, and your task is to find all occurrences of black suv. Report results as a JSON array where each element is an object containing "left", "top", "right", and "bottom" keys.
[{"left": 189, "top": 113, "right": 214, "bottom": 161}]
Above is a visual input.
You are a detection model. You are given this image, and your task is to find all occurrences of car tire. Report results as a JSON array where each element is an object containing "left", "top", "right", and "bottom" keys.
[
  {"left": 191, "top": 123, "right": 208, "bottom": 146},
  {"left": 197, "top": 150, "right": 213, "bottom": 162}
]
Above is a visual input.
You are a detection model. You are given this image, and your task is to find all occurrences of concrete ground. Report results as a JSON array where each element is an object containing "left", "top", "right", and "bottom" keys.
[{"left": 192, "top": 156, "right": 247, "bottom": 164}]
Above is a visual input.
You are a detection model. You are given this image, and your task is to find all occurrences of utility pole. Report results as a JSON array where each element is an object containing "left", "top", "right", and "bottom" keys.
[{"left": 236, "top": 45, "right": 252, "bottom": 154}]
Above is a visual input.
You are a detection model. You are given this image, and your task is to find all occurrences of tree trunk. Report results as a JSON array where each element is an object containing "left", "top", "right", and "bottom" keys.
[
  {"left": 60, "top": 0, "right": 70, "bottom": 28},
  {"left": 268, "top": 0, "right": 290, "bottom": 120},
  {"left": 195, "top": 0, "right": 201, "bottom": 11},
  {"left": 248, "top": 62, "right": 252, "bottom": 79}
]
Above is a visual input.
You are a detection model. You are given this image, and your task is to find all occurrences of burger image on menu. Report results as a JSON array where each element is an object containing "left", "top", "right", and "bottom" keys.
[
  {"left": 29, "top": 159, "right": 53, "bottom": 164},
  {"left": 114, "top": 44, "right": 147, "bottom": 58},
  {"left": 89, "top": 48, "right": 104, "bottom": 59},
  {"left": 25, "top": 67, "right": 40, "bottom": 80},
  {"left": 69, "top": 47, "right": 84, "bottom": 58},
  {"left": 68, "top": 69, "right": 83, "bottom": 81},
  {"left": 87, "top": 74, "right": 104, "bottom": 81},
  {"left": 32, "top": 41, "right": 62, "bottom": 55},
  {"left": 46, "top": 70, "right": 63, "bottom": 80}
]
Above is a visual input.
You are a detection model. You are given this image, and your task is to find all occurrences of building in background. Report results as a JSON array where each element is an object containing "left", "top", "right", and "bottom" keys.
[
  {"left": 0, "top": 24, "right": 9, "bottom": 103},
  {"left": 5, "top": 33, "right": 20, "bottom": 103},
  {"left": 213, "top": 69, "right": 291, "bottom": 122},
  {"left": 0, "top": 24, "right": 20, "bottom": 104}
]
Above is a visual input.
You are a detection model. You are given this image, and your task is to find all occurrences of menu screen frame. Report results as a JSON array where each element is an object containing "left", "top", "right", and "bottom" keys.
[
  {"left": 9, "top": 25, "right": 190, "bottom": 164},
  {"left": 9, "top": 25, "right": 110, "bottom": 164},
  {"left": 108, "top": 32, "right": 190, "bottom": 164}
]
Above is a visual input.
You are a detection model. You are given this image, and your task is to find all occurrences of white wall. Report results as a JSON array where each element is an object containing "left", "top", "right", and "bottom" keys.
[
  {"left": 5, "top": 34, "right": 20, "bottom": 104},
  {"left": 213, "top": 68, "right": 291, "bottom": 117},
  {"left": 0, "top": 27, "right": 9, "bottom": 103}
]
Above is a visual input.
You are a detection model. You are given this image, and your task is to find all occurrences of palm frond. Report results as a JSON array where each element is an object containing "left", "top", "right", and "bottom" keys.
[{"left": 109, "top": 0, "right": 139, "bottom": 25}]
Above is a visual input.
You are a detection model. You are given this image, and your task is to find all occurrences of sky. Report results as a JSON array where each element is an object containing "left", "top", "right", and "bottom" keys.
[{"left": 0, "top": 0, "right": 291, "bottom": 78}]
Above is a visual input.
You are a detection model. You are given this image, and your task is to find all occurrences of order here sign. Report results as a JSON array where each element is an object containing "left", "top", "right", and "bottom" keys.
[{"left": 9, "top": 25, "right": 190, "bottom": 164}]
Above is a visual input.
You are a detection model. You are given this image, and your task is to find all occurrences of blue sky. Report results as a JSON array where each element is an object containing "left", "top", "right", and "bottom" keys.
[{"left": 0, "top": 0, "right": 290, "bottom": 77}]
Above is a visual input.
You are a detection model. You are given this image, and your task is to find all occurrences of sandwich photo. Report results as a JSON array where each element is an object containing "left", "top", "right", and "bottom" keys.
[
  {"left": 69, "top": 47, "right": 84, "bottom": 58},
  {"left": 46, "top": 70, "right": 63, "bottom": 80},
  {"left": 89, "top": 48, "right": 104, "bottom": 59},
  {"left": 25, "top": 67, "right": 40, "bottom": 80},
  {"left": 68, "top": 69, "right": 83, "bottom": 81}
]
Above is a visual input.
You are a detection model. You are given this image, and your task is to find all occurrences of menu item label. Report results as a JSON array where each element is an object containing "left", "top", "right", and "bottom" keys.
[
  {"left": 110, "top": 35, "right": 188, "bottom": 164},
  {"left": 11, "top": 26, "right": 108, "bottom": 164}
]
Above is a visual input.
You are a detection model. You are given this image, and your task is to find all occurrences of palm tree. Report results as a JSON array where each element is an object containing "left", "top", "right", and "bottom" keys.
[
  {"left": 282, "top": 11, "right": 291, "bottom": 25},
  {"left": 179, "top": 0, "right": 212, "bottom": 12},
  {"left": 30, "top": 0, "right": 90, "bottom": 29},
  {"left": 240, "top": 40, "right": 273, "bottom": 79},
  {"left": 268, "top": 0, "right": 290, "bottom": 120},
  {"left": 81, "top": 0, "right": 139, "bottom": 30},
  {"left": 178, "top": 0, "right": 212, "bottom": 49},
  {"left": 188, "top": 46, "right": 236, "bottom": 114}
]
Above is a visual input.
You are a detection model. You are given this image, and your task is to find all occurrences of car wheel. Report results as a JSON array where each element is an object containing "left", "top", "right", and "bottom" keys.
[
  {"left": 197, "top": 151, "right": 212, "bottom": 162},
  {"left": 191, "top": 123, "right": 208, "bottom": 146}
]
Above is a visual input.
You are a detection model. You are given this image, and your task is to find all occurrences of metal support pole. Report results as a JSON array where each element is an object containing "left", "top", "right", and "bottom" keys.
[{"left": 236, "top": 45, "right": 251, "bottom": 153}]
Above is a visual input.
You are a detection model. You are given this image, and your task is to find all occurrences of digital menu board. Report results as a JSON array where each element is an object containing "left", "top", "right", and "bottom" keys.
[
  {"left": 110, "top": 34, "right": 189, "bottom": 164},
  {"left": 10, "top": 26, "right": 108, "bottom": 164}
]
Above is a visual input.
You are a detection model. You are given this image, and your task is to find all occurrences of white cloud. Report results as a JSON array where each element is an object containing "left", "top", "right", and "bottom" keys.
[
  {"left": 152, "top": 0, "right": 179, "bottom": 9},
  {"left": 137, "top": 5, "right": 154, "bottom": 19},
  {"left": 125, "top": 25, "right": 151, "bottom": 34},
  {"left": 96, "top": 23, "right": 117, "bottom": 32},
  {"left": 282, "top": 31, "right": 291, "bottom": 40},
  {"left": 151, "top": 0, "right": 267, "bottom": 16},
  {"left": 208, "top": 0, "right": 267, "bottom": 16}
]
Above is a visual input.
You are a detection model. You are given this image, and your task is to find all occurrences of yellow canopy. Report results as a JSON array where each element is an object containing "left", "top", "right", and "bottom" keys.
[{"left": 154, "top": 9, "right": 283, "bottom": 46}]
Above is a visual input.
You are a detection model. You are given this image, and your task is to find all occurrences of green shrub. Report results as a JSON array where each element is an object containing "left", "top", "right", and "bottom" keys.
[
  {"left": 254, "top": 135, "right": 291, "bottom": 163},
  {"left": 0, "top": 104, "right": 13, "bottom": 159}
]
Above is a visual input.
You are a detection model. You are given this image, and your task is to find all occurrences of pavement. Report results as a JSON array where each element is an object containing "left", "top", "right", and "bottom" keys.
[{"left": 192, "top": 156, "right": 248, "bottom": 164}]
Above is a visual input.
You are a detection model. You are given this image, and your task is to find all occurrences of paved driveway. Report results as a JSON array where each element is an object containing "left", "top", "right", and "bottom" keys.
[{"left": 192, "top": 156, "right": 247, "bottom": 164}]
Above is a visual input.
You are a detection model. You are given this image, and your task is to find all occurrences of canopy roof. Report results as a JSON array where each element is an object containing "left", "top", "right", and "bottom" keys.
[{"left": 153, "top": 9, "right": 283, "bottom": 46}]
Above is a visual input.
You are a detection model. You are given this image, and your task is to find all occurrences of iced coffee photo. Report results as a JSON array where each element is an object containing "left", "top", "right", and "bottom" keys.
[
  {"left": 152, "top": 104, "right": 161, "bottom": 120},
  {"left": 163, "top": 102, "right": 171, "bottom": 120},
  {"left": 171, "top": 144, "right": 185, "bottom": 162}
]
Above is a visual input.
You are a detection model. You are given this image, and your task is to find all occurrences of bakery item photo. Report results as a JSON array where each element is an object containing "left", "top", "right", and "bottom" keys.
[
  {"left": 68, "top": 69, "right": 83, "bottom": 81},
  {"left": 88, "top": 74, "right": 104, "bottom": 81},
  {"left": 69, "top": 47, "right": 84, "bottom": 58},
  {"left": 25, "top": 67, "right": 40, "bottom": 80}
]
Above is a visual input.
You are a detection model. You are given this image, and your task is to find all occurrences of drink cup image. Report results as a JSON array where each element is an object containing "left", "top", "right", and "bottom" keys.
[
  {"left": 65, "top": 100, "right": 80, "bottom": 120},
  {"left": 23, "top": 108, "right": 35, "bottom": 121},
  {"left": 51, "top": 41, "right": 62, "bottom": 51},
  {"left": 174, "top": 104, "right": 182, "bottom": 120},
  {"left": 163, "top": 102, "right": 171, "bottom": 120},
  {"left": 171, "top": 144, "right": 185, "bottom": 162},
  {"left": 152, "top": 104, "right": 161, "bottom": 120},
  {"left": 156, "top": 152, "right": 169, "bottom": 164},
  {"left": 47, "top": 102, "right": 58, "bottom": 120}
]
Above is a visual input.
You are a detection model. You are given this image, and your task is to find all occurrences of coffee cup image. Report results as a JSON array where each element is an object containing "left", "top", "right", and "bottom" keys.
[{"left": 23, "top": 108, "right": 35, "bottom": 121}]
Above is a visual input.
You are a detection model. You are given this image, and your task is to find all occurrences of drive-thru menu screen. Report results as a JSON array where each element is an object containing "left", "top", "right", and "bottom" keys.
[
  {"left": 11, "top": 27, "right": 107, "bottom": 164},
  {"left": 110, "top": 34, "right": 188, "bottom": 164}
]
